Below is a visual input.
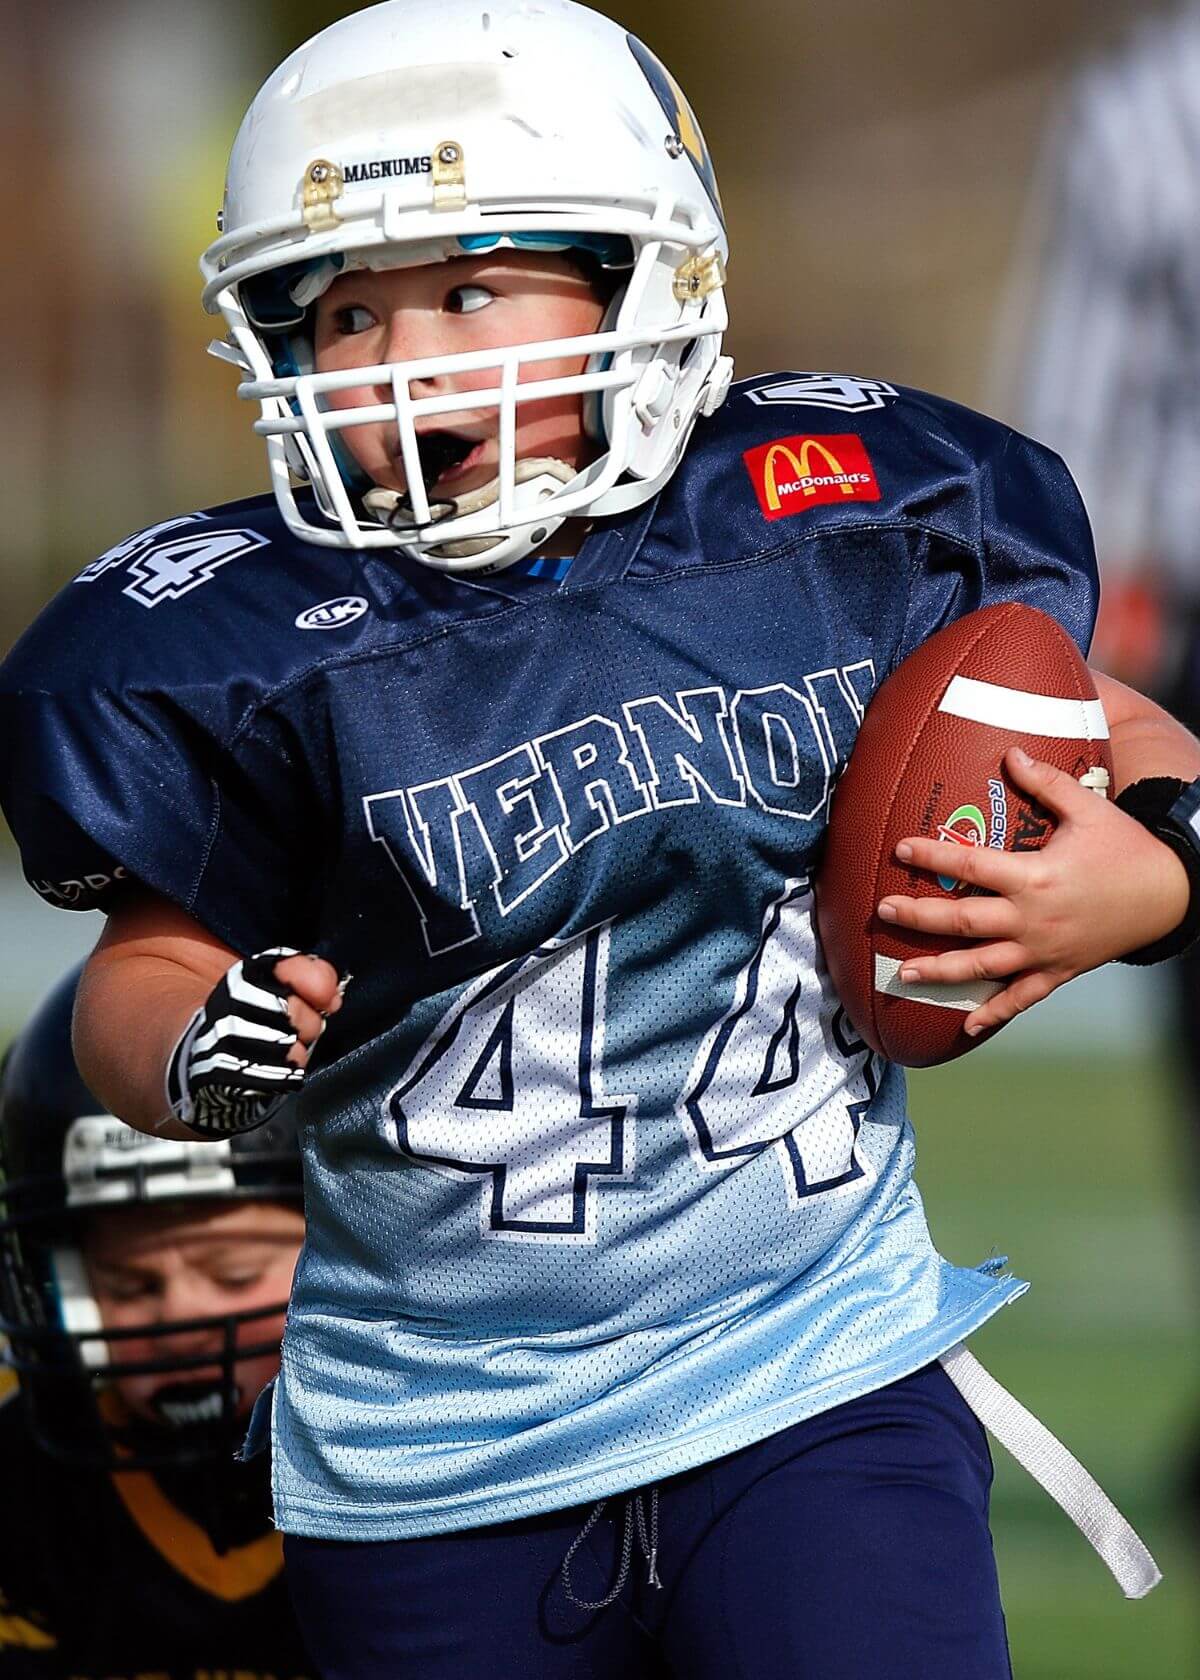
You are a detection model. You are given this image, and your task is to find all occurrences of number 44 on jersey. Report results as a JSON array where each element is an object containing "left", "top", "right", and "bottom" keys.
[{"left": 387, "top": 883, "right": 877, "bottom": 1242}]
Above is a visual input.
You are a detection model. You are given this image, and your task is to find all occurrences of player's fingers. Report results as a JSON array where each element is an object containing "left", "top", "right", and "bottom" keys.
[
  {"left": 285, "top": 995, "right": 326, "bottom": 1046},
  {"left": 894, "top": 835, "right": 1035, "bottom": 895},
  {"left": 877, "top": 893, "right": 1020, "bottom": 940},
  {"left": 275, "top": 954, "right": 343, "bottom": 1014},
  {"left": 287, "top": 1036, "right": 316, "bottom": 1070},
  {"left": 1002, "top": 745, "right": 1097, "bottom": 819},
  {"left": 897, "top": 941, "right": 1030, "bottom": 986},
  {"left": 964, "top": 969, "right": 1059, "bottom": 1036}
]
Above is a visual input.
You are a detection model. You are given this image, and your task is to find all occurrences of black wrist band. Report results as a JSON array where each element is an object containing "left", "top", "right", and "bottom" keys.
[{"left": 1115, "top": 776, "right": 1200, "bottom": 965}]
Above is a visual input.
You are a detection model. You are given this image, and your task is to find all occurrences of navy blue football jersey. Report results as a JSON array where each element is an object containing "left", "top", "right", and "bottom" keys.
[{"left": 0, "top": 375, "right": 1097, "bottom": 1539}]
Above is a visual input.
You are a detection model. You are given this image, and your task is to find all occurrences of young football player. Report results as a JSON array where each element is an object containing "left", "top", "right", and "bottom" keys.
[
  {"left": 0, "top": 968, "right": 315, "bottom": 1680},
  {"left": 2, "top": 3, "right": 1199, "bottom": 1676}
]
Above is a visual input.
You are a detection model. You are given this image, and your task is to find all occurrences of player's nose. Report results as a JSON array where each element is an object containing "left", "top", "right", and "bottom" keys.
[
  {"left": 374, "top": 305, "right": 460, "bottom": 387},
  {"left": 151, "top": 1277, "right": 227, "bottom": 1346}
]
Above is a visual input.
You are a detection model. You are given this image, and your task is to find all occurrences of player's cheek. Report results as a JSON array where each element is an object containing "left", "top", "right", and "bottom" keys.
[
  {"left": 231, "top": 1344, "right": 286, "bottom": 1415},
  {"left": 514, "top": 366, "right": 590, "bottom": 461},
  {"left": 317, "top": 383, "right": 387, "bottom": 476},
  {"left": 323, "top": 378, "right": 374, "bottom": 414},
  {"left": 234, "top": 1301, "right": 289, "bottom": 1363},
  {"left": 107, "top": 1343, "right": 166, "bottom": 1416},
  {"left": 340, "top": 415, "right": 393, "bottom": 481},
  {"left": 114, "top": 1373, "right": 158, "bottom": 1411}
]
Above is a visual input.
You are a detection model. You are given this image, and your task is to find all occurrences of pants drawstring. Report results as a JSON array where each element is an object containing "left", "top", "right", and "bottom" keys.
[{"left": 560, "top": 1487, "right": 661, "bottom": 1610}]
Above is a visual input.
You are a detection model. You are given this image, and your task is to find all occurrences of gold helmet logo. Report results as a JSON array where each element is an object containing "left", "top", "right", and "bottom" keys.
[{"left": 626, "top": 34, "right": 724, "bottom": 222}]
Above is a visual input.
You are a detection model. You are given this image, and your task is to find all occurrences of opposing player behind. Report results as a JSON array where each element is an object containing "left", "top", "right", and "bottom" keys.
[
  {"left": 3, "top": 4, "right": 1200, "bottom": 1676},
  {"left": 0, "top": 967, "right": 315, "bottom": 1680}
]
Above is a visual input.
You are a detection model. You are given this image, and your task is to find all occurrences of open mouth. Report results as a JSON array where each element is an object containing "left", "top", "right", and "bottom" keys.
[
  {"left": 413, "top": 431, "right": 486, "bottom": 491},
  {"left": 152, "top": 1381, "right": 240, "bottom": 1430}
]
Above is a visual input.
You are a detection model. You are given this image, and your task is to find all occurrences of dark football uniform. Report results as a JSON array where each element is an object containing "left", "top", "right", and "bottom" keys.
[
  {"left": 0, "top": 374, "right": 1098, "bottom": 1545},
  {"left": 0, "top": 1381, "right": 314, "bottom": 1680}
]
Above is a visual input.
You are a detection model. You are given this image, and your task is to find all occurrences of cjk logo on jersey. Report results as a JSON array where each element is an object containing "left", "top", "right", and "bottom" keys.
[{"left": 742, "top": 434, "right": 881, "bottom": 520}]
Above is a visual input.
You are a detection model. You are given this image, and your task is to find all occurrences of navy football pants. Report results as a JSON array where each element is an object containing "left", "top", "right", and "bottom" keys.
[{"left": 283, "top": 1362, "right": 1012, "bottom": 1679}]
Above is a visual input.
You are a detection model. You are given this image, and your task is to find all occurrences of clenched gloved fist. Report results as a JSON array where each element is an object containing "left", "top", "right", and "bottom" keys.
[{"left": 166, "top": 948, "right": 312, "bottom": 1136}]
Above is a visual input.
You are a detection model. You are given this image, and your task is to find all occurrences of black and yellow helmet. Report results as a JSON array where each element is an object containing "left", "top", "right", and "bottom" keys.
[{"left": 0, "top": 964, "right": 302, "bottom": 1469}]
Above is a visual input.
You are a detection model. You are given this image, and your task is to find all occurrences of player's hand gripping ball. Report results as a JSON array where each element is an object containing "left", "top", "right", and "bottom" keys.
[{"left": 815, "top": 603, "right": 1113, "bottom": 1066}]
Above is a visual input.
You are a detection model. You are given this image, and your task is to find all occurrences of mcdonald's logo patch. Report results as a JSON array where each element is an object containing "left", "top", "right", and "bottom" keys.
[{"left": 743, "top": 433, "right": 881, "bottom": 520}]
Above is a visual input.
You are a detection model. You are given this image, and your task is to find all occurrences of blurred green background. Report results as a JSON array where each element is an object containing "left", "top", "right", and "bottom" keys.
[
  {"left": 912, "top": 1048, "right": 1199, "bottom": 1677},
  {"left": 3, "top": 1, "right": 1197, "bottom": 1672}
]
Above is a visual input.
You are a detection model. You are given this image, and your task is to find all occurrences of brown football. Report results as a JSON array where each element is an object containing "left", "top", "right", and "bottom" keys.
[{"left": 815, "top": 602, "right": 1112, "bottom": 1067}]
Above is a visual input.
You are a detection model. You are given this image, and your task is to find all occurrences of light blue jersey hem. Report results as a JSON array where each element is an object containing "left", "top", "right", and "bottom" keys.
[{"left": 274, "top": 1274, "right": 1027, "bottom": 1539}]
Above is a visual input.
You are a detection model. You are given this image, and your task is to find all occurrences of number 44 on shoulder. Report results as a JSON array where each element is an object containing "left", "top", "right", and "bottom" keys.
[{"left": 76, "top": 515, "right": 268, "bottom": 608}]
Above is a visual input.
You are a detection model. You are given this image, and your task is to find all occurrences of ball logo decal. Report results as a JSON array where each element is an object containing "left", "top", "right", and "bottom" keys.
[
  {"left": 933, "top": 779, "right": 1009, "bottom": 890},
  {"left": 934, "top": 803, "right": 986, "bottom": 891}
]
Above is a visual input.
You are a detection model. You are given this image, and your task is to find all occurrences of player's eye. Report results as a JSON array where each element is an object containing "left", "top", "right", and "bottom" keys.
[
  {"left": 330, "top": 303, "right": 377, "bottom": 336},
  {"left": 212, "top": 1272, "right": 263, "bottom": 1291},
  {"left": 446, "top": 284, "right": 495, "bottom": 316},
  {"left": 96, "top": 1275, "right": 155, "bottom": 1303}
]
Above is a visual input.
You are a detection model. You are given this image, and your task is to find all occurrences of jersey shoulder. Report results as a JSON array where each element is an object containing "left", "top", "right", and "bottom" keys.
[
  {"left": 1, "top": 486, "right": 542, "bottom": 722},
  {"left": 0, "top": 489, "right": 505, "bottom": 943},
  {"left": 665, "top": 369, "right": 1087, "bottom": 564},
  {"left": 0, "top": 491, "right": 369, "bottom": 710}
]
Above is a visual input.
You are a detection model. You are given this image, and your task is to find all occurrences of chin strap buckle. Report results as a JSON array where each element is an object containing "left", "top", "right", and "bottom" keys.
[{"left": 701, "top": 355, "right": 736, "bottom": 417}]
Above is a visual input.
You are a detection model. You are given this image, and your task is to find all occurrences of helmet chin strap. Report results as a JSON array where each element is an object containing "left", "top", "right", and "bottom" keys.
[{"left": 362, "top": 457, "right": 577, "bottom": 568}]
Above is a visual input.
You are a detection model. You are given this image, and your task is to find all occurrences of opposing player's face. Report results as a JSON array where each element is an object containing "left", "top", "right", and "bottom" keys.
[
  {"left": 313, "top": 251, "right": 608, "bottom": 499},
  {"left": 83, "top": 1199, "right": 304, "bottom": 1428}
]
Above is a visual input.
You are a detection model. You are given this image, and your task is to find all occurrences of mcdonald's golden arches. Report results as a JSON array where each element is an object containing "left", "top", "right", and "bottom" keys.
[{"left": 742, "top": 433, "right": 882, "bottom": 522}]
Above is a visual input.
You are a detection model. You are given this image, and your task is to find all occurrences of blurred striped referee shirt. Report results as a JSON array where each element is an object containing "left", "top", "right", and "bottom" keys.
[{"left": 1006, "top": 3, "right": 1200, "bottom": 602}]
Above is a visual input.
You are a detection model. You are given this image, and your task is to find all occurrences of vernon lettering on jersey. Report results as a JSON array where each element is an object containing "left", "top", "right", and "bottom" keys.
[{"left": 364, "top": 661, "right": 876, "bottom": 954}]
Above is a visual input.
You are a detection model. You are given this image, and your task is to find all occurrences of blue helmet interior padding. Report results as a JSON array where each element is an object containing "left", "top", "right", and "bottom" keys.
[
  {"left": 456, "top": 232, "right": 633, "bottom": 268},
  {"left": 271, "top": 333, "right": 377, "bottom": 497},
  {"left": 243, "top": 257, "right": 347, "bottom": 333}
]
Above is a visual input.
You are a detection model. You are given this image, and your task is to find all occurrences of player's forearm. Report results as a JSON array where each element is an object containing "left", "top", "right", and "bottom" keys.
[
  {"left": 74, "top": 957, "right": 210, "bottom": 1137},
  {"left": 1108, "top": 713, "right": 1200, "bottom": 789},
  {"left": 74, "top": 894, "right": 240, "bottom": 1139},
  {"left": 1092, "top": 670, "right": 1200, "bottom": 790}
]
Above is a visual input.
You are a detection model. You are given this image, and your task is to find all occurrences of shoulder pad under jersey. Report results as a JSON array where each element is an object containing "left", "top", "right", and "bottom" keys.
[{"left": 649, "top": 370, "right": 1094, "bottom": 584}]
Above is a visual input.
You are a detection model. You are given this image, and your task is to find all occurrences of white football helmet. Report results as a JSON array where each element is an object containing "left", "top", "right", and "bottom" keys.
[{"left": 200, "top": 0, "right": 733, "bottom": 572}]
